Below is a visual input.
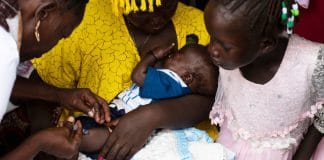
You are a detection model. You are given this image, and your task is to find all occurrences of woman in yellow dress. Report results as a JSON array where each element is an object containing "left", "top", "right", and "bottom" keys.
[{"left": 31, "top": 0, "right": 217, "bottom": 159}]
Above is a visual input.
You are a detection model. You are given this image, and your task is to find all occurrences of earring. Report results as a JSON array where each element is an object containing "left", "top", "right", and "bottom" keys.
[{"left": 34, "top": 20, "right": 40, "bottom": 42}]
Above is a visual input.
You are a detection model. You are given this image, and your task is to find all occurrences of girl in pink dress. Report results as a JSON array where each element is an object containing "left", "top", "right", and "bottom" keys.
[{"left": 204, "top": 0, "right": 324, "bottom": 160}]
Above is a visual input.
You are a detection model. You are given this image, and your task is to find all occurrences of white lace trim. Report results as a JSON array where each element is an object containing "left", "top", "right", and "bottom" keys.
[{"left": 249, "top": 137, "right": 297, "bottom": 150}]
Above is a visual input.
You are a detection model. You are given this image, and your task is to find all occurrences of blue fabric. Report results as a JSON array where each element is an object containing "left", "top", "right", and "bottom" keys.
[
  {"left": 140, "top": 67, "right": 191, "bottom": 99},
  {"left": 174, "top": 128, "right": 213, "bottom": 160}
]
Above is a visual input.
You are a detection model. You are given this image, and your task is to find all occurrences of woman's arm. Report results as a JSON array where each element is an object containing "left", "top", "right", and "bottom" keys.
[
  {"left": 0, "top": 132, "right": 43, "bottom": 160},
  {"left": 12, "top": 76, "right": 62, "bottom": 102},
  {"left": 11, "top": 74, "right": 110, "bottom": 123},
  {"left": 0, "top": 121, "right": 83, "bottom": 160},
  {"left": 100, "top": 94, "right": 214, "bottom": 160}
]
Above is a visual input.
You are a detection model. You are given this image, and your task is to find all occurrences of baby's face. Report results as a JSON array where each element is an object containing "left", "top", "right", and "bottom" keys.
[
  {"left": 163, "top": 49, "right": 193, "bottom": 75},
  {"left": 164, "top": 47, "right": 217, "bottom": 95},
  {"left": 163, "top": 48, "right": 200, "bottom": 85}
]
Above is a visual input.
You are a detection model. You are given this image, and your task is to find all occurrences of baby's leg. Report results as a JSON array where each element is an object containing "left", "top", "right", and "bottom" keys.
[{"left": 80, "top": 127, "right": 110, "bottom": 154}]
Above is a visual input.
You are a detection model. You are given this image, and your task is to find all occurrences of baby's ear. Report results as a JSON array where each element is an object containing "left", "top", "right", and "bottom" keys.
[{"left": 181, "top": 72, "right": 194, "bottom": 85}]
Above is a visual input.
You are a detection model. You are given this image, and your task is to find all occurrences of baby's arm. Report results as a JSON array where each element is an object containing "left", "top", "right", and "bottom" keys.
[
  {"left": 132, "top": 43, "right": 175, "bottom": 86},
  {"left": 79, "top": 127, "right": 110, "bottom": 154},
  {"left": 79, "top": 119, "right": 119, "bottom": 154}
]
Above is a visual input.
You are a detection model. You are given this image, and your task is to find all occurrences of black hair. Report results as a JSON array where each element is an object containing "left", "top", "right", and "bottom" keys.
[
  {"left": 186, "top": 34, "right": 199, "bottom": 45},
  {"left": 219, "top": 0, "right": 295, "bottom": 38},
  {"left": 57, "top": 0, "right": 89, "bottom": 15}
]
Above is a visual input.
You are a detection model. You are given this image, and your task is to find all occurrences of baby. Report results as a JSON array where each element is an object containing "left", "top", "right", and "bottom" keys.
[{"left": 77, "top": 36, "right": 222, "bottom": 159}]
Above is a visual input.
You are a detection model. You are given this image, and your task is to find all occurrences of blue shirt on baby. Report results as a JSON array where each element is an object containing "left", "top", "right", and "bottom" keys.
[{"left": 140, "top": 67, "right": 191, "bottom": 99}]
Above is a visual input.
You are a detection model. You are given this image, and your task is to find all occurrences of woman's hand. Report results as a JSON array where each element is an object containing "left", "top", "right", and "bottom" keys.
[
  {"left": 36, "top": 120, "right": 83, "bottom": 159},
  {"left": 0, "top": 119, "right": 83, "bottom": 160},
  {"left": 56, "top": 88, "right": 110, "bottom": 124},
  {"left": 99, "top": 94, "right": 213, "bottom": 160},
  {"left": 99, "top": 107, "right": 157, "bottom": 160}
]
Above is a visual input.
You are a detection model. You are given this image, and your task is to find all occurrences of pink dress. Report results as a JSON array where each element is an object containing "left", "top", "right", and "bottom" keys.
[{"left": 209, "top": 35, "right": 324, "bottom": 160}]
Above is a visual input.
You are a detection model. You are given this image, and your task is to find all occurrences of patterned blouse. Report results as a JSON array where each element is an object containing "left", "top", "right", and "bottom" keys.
[{"left": 31, "top": 0, "right": 218, "bottom": 138}]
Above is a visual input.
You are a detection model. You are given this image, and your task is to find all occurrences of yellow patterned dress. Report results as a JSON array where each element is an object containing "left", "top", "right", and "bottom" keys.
[{"left": 32, "top": 0, "right": 217, "bottom": 139}]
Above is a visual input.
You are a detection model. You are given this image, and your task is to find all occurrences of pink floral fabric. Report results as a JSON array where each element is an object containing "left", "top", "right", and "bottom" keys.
[{"left": 210, "top": 35, "right": 324, "bottom": 160}]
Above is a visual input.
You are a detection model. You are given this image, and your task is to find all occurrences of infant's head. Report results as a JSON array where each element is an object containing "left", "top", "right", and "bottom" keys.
[{"left": 164, "top": 43, "right": 218, "bottom": 96}]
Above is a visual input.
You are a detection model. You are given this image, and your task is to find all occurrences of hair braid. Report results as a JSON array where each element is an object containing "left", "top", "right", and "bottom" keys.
[{"left": 217, "top": 0, "right": 295, "bottom": 38}]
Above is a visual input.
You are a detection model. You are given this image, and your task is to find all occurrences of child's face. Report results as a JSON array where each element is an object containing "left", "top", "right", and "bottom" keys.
[{"left": 204, "top": 0, "right": 262, "bottom": 70}]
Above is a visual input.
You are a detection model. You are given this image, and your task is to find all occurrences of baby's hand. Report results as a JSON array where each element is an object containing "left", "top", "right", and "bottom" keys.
[{"left": 151, "top": 43, "right": 175, "bottom": 60}]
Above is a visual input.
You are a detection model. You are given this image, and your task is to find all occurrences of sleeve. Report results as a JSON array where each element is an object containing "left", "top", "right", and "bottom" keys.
[
  {"left": 139, "top": 67, "right": 191, "bottom": 99},
  {"left": 31, "top": 32, "right": 82, "bottom": 88},
  {"left": 312, "top": 46, "right": 324, "bottom": 133},
  {"left": 0, "top": 28, "right": 19, "bottom": 121}
]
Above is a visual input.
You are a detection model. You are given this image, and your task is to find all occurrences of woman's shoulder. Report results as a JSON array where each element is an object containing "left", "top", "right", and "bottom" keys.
[{"left": 66, "top": 0, "right": 125, "bottom": 44}]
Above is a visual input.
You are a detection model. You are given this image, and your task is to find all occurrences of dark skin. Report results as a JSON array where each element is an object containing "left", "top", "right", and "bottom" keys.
[
  {"left": 124, "top": 0, "right": 178, "bottom": 55},
  {"left": 131, "top": 43, "right": 210, "bottom": 93},
  {"left": 19, "top": 0, "right": 82, "bottom": 61},
  {"left": 131, "top": 44, "right": 176, "bottom": 86},
  {"left": 12, "top": 0, "right": 111, "bottom": 124},
  {"left": 77, "top": 44, "right": 218, "bottom": 159},
  {"left": 204, "top": 0, "right": 287, "bottom": 84},
  {"left": 293, "top": 125, "right": 323, "bottom": 160},
  {"left": 1, "top": 0, "right": 88, "bottom": 159},
  {"left": 0, "top": 120, "right": 83, "bottom": 160},
  {"left": 12, "top": 76, "right": 110, "bottom": 124},
  {"left": 205, "top": 0, "right": 322, "bottom": 159},
  {"left": 14, "top": 0, "right": 213, "bottom": 159},
  {"left": 98, "top": 1, "right": 214, "bottom": 160}
]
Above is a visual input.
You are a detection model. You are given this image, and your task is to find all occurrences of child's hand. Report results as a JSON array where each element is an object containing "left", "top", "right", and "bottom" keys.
[
  {"left": 151, "top": 43, "right": 175, "bottom": 60},
  {"left": 55, "top": 88, "right": 110, "bottom": 124}
]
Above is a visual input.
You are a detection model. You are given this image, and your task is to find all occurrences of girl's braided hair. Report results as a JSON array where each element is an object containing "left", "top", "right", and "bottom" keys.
[{"left": 219, "top": 0, "right": 296, "bottom": 38}]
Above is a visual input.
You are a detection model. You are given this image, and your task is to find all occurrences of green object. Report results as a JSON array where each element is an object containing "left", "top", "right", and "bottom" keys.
[
  {"left": 281, "top": 1, "right": 288, "bottom": 21},
  {"left": 291, "top": 9, "right": 299, "bottom": 17},
  {"left": 186, "top": 34, "right": 199, "bottom": 45},
  {"left": 288, "top": 19, "right": 294, "bottom": 28},
  {"left": 281, "top": 13, "right": 288, "bottom": 21}
]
